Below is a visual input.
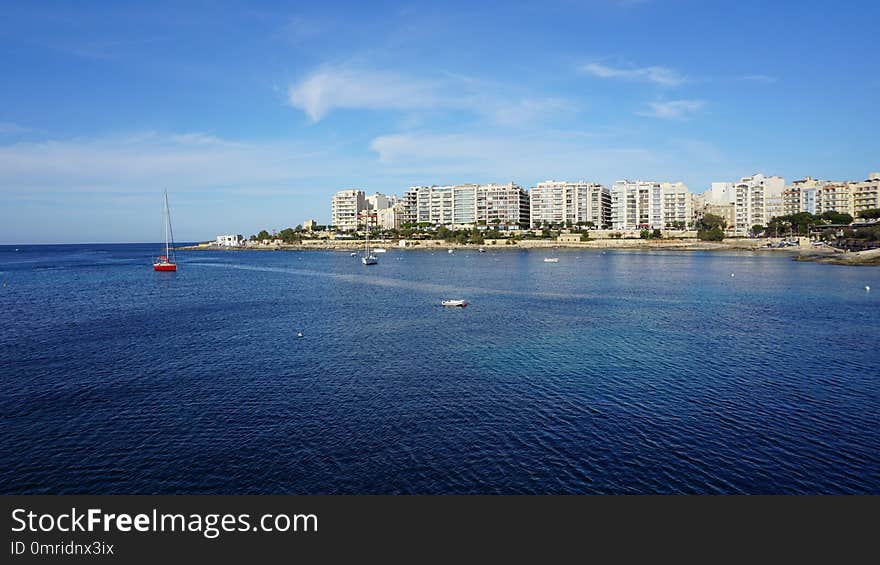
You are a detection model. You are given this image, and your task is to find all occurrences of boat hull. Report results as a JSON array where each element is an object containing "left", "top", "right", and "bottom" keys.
[{"left": 153, "top": 263, "right": 177, "bottom": 271}]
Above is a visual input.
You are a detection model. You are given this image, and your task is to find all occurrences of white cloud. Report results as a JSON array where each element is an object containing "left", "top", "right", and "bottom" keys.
[
  {"left": 638, "top": 99, "right": 705, "bottom": 119},
  {"left": 581, "top": 62, "right": 685, "bottom": 86},
  {"left": 288, "top": 67, "right": 442, "bottom": 122},
  {"left": 287, "top": 65, "right": 573, "bottom": 125}
]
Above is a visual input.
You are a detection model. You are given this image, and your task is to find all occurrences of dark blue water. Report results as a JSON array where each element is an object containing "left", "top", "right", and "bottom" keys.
[{"left": 1, "top": 243, "right": 878, "bottom": 494}]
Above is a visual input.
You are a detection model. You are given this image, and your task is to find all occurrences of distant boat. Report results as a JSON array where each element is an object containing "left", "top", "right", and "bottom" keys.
[
  {"left": 544, "top": 257, "right": 559, "bottom": 263},
  {"left": 478, "top": 248, "right": 486, "bottom": 253},
  {"left": 362, "top": 219, "right": 378, "bottom": 265},
  {"left": 448, "top": 249, "right": 455, "bottom": 254},
  {"left": 350, "top": 252, "right": 357, "bottom": 257},
  {"left": 442, "top": 299, "right": 468, "bottom": 307},
  {"left": 153, "top": 190, "right": 177, "bottom": 272},
  {"left": 373, "top": 247, "right": 387, "bottom": 253}
]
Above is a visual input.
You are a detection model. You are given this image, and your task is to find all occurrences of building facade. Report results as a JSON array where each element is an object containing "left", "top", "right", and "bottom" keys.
[
  {"left": 611, "top": 180, "right": 663, "bottom": 230},
  {"left": 733, "top": 173, "right": 785, "bottom": 234},
  {"left": 850, "top": 172, "right": 880, "bottom": 218},
  {"left": 529, "top": 180, "right": 610, "bottom": 228},
  {"left": 660, "top": 182, "right": 693, "bottom": 228},
  {"left": 331, "top": 189, "right": 366, "bottom": 231},
  {"left": 402, "top": 183, "right": 528, "bottom": 228}
]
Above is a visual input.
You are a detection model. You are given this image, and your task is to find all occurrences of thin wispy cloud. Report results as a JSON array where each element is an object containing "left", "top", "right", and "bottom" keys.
[
  {"left": 288, "top": 67, "right": 443, "bottom": 122},
  {"left": 638, "top": 99, "right": 705, "bottom": 119},
  {"left": 287, "top": 65, "right": 573, "bottom": 125},
  {"left": 581, "top": 62, "right": 685, "bottom": 86}
]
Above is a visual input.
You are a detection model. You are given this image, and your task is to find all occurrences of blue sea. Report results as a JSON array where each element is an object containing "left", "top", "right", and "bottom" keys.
[{"left": 1, "top": 243, "right": 878, "bottom": 494}]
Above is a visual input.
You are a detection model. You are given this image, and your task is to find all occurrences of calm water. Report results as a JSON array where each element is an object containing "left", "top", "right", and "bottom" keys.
[{"left": 1, "top": 243, "right": 878, "bottom": 494}]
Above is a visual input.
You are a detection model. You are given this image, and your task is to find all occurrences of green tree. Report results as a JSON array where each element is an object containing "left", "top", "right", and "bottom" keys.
[
  {"left": 640, "top": 229, "right": 651, "bottom": 239},
  {"left": 256, "top": 229, "right": 271, "bottom": 240},
  {"left": 652, "top": 228, "right": 662, "bottom": 239},
  {"left": 820, "top": 211, "right": 853, "bottom": 225},
  {"left": 698, "top": 213, "right": 726, "bottom": 231},
  {"left": 751, "top": 224, "right": 764, "bottom": 236},
  {"left": 698, "top": 226, "right": 724, "bottom": 241},
  {"left": 857, "top": 208, "right": 880, "bottom": 220}
]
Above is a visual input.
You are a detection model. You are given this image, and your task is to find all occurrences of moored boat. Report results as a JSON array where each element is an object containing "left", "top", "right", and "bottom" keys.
[
  {"left": 441, "top": 299, "right": 468, "bottom": 307},
  {"left": 153, "top": 191, "right": 177, "bottom": 272}
]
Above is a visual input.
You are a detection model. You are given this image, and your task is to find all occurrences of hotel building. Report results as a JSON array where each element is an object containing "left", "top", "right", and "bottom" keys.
[{"left": 403, "top": 183, "right": 529, "bottom": 228}]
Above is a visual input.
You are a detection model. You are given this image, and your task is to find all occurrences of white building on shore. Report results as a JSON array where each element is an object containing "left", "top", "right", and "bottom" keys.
[
  {"left": 529, "top": 180, "right": 610, "bottom": 228},
  {"left": 734, "top": 173, "right": 785, "bottom": 234},
  {"left": 331, "top": 189, "right": 366, "bottom": 232},
  {"left": 402, "top": 183, "right": 528, "bottom": 228},
  {"left": 215, "top": 234, "right": 243, "bottom": 247}
]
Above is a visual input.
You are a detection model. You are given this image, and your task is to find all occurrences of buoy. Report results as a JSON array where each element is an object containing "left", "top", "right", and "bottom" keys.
[
  {"left": 866, "top": 285, "right": 871, "bottom": 292},
  {"left": 730, "top": 273, "right": 735, "bottom": 277},
  {"left": 296, "top": 331, "right": 304, "bottom": 338}
]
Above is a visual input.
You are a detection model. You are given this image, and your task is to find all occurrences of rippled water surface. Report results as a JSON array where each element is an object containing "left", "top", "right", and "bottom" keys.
[{"left": 1, "top": 243, "right": 878, "bottom": 494}]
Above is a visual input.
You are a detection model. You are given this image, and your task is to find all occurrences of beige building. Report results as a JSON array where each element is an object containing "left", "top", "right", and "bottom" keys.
[
  {"left": 529, "top": 180, "right": 610, "bottom": 228},
  {"left": 331, "top": 189, "right": 366, "bottom": 232},
  {"left": 815, "top": 183, "right": 853, "bottom": 217},
  {"left": 660, "top": 182, "right": 694, "bottom": 228},
  {"left": 851, "top": 172, "right": 880, "bottom": 218},
  {"left": 376, "top": 202, "right": 407, "bottom": 230}
]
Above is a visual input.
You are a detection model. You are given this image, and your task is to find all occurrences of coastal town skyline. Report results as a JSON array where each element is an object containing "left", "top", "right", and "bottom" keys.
[{"left": 2, "top": 1, "right": 879, "bottom": 243}]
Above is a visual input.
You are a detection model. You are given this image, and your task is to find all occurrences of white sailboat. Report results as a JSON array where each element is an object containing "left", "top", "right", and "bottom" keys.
[{"left": 362, "top": 216, "right": 377, "bottom": 265}]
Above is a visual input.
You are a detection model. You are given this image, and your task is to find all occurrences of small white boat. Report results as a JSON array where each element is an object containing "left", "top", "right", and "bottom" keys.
[
  {"left": 448, "top": 249, "right": 455, "bottom": 254},
  {"left": 350, "top": 252, "right": 357, "bottom": 257},
  {"left": 373, "top": 247, "right": 387, "bottom": 253},
  {"left": 478, "top": 248, "right": 486, "bottom": 253},
  {"left": 544, "top": 257, "right": 559, "bottom": 263},
  {"left": 442, "top": 299, "right": 468, "bottom": 308},
  {"left": 362, "top": 254, "right": 378, "bottom": 265}
]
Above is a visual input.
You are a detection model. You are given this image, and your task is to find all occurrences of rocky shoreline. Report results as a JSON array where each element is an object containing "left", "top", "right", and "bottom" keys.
[{"left": 176, "top": 238, "right": 863, "bottom": 259}]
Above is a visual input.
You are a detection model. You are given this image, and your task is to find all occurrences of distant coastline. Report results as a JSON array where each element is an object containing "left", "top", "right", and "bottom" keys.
[{"left": 177, "top": 239, "right": 880, "bottom": 265}]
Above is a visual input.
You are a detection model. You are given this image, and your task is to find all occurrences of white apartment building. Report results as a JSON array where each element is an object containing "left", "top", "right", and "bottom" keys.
[
  {"left": 331, "top": 189, "right": 366, "bottom": 232},
  {"left": 733, "top": 173, "right": 785, "bottom": 234},
  {"left": 709, "top": 182, "right": 736, "bottom": 205},
  {"left": 611, "top": 180, "right": 663, "bottom": 230},
  {"left": 302, "top": 219, "right": 317, "bottom": 231},
  {"left": 403, "top": 183, "right": 528, "bottom": 228},
  {"left": 529, "top": 180, "right": 610, "bottom": 228},
  {"left": 660, "top": 182, "right": 693, "bottom": 228}
]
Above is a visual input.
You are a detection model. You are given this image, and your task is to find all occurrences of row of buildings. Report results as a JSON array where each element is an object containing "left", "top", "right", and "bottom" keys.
[{"left": 330, "top": 172, "right": 880, "bottom": 235}]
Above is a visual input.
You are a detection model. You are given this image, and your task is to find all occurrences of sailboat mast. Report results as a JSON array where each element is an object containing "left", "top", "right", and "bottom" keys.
[{"left": 163, "top": 190, "right": 170, "bottom": 258}]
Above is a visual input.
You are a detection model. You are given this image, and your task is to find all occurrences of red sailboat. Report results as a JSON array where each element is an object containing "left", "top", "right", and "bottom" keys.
[{"left": 153, "top": 190, "right": 177, "bottom": 272}]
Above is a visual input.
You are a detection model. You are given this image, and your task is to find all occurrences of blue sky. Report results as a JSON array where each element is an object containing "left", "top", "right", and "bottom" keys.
[{"left": 1, "top": 0, "right": 878, "bottom": 243}]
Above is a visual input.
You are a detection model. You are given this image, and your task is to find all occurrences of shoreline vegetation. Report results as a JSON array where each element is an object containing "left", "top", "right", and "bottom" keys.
[{"left": 178, "top": 239, "right": 880, "bottom": 266}]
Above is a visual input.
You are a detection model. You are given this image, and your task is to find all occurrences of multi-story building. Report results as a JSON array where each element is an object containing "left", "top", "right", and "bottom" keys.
[
  {"left": 366, "top": 193, "right": 395, "bottom": 211},
  {"left": 477, "top": 182, "right": 530, "bottom": 227},
  {"left": 733, "top": 173, "right": 785, "bottom": 234},
  {"left": 215, "top": 234, "right": 243, "bottom": 247},
  {"left": 611, "top": 180, "right": 663, "bottom": 230},
  {"left": 815, "top": 183, "right": 853, "bottom": 217},
  {"left": 402, "top": 183, "right": 528, "bottom": 228},
  {"left": 850, "top": 172, "right": 880, "bottom": 218},
  {"left": 302, "top": 219, "right": 317, "bottom": 231},
  {"left": 331, "top": 189, "right": 366, "bottom": 231},
  {"left": 660, "top": 182, "right": 693, "bottom": 228},
  {"left": 529, "top": 181, "right": 610, "bottom": 228},
  {"left": 783, "top": 177, "right": 830, "bottom": 215},
  {"left": 376, "top": 202, "right": 407, "bottom": 230}
]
